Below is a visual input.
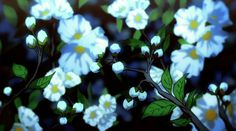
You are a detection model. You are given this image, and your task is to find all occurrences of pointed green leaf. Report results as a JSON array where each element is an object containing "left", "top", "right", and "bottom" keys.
[
  {"left": 133, "top": 30, "right": 142, "bottom": 40},
  {"left": 13, "top": 64, "right": 28, "bottom": 80},
  {"left": 173, "top": 76, "right": 186, "bottom": 101},
  {"left": 30, "top": 73, "right": 54, "bottom": 89},
  {"left": 186, "top": 90, "right": 202, "bottom": 108},
  {"left": 161, "top": 68, "right": 172, "bottom": 93},
  {"left": 0, "top": 40, "right": 2, "bottom": 54},
  {"left": 79, "top": 0, "right": 88, "bottom": 8},
  {"left": 157, "top": 26, "right": 166, "bottom": 40},
  {"left": 17, "top": 0, "right": 29, "bottom": 12},
  {"left": 167, "top": 0, "right": 175, "bottom": 7},
  {"left": 172, "top": 117, "right": 190, "bottom": 127},
  {"left": 180, "top": 0, "right": 187, "bottom": 8},
  {"left": 143, "top": 99, "right": 176, "bottom": 118},
  {"left": 14, "top": 97, "right": 22, "bottom": 108},
  {"left": 125, "top": 39, "right": 146, "bottom": 51},
  {"left": 116, "top": 18, "right": 123, "bottom": 32},
  {"left": 163, "top": 35, "right": 170, "bottom": 52},
  {"left": 162, "top": 10, "right": 174, "bottom": 25},
  {"left": 178, "top": 38, "right": 190, "bottom": 45},
  {"left": 155, "top": 0, "right": 164, "bottom": 7},
  {"left": 77, "top": 91, "right": 89, "bottom": 108},
  {"left": 150, "top": 9, "right": 161, "bottom": 21},
  {"left": 28, "top": 90, "right": 41, "bottom": 109},
  {"left": 3, "top": 5, "right": 18, "bottom": 26},
  {"left": 101, "top": 5, "right": 108, "bottom": 13}
]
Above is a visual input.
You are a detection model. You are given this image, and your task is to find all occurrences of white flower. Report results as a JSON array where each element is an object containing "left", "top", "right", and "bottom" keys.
[
  {"left": 138, "top": 91, "right": 147, "bottom": 101},
  {"left": 107, "top": 0, "right": 131, "bottom": 18},
  {"left": 97, "top": 113, "right": 117, "bottom": 131},
  {"left": 226, "top": 90, "right": 236, "bottom": 127},
  {"left": 196, "top": 26, "right": 227, "bottom": 58},
  {"left": 191, "top": 93, "right": 225, "bottom": 130},
  {"left": 99, "top": 94, "right": 117, "bottom": 113},
  {"left": 37, "top": 30, "right": 48, "bottom": 45},
  {"left": 222, "top": 95, "right": 230, "bottom": 102},
  {"left": 31, "top": 0, "right": 73, "bottom": 20},
  {"left": 59, "top": 117, "right": 67, "bottom": 125},
  {"left": 25, "top": 16, "right": 36, "bottom": 30},
  {"left": 10, "top": 123, "right": 27, "bottom": 131},
  {"left": 112, "top": 61, "right": 124, "bottom": 74},
  {"left": 123, "top": 99, "right": 134, "bottom": 110},
  {"left": 131, "top": 0, "right": 150, "bottom": 10},
  {"left": 90, "top": 62, "right": 101, "bottom": 73},
  {"left": 219, "top": 82, "right": 228, "bottom": 92},
  {"left": 129, "top": 87, "right": 139, "bottom": 98},
  {"left": 43, "top": 78, "right": 65, "bottom": 102},
  {"left": 151, "top": 36, "right": 161, "bottom": 46},
  {"left": 174, "top": 6, "right": 206, "bottom": 43},
  {"left": 154, "top": 49, "right": 163, "bottom": 57},
  {"left": 110, "top": 43, "right": 121, "bottom": 54},
  {"left": 57, "top": 100, "right": 67, "bottom": 111},
  {"left": 208, "top": 84, "right": 217, "bottom": 93},
  {"left": 18, "top": 106, "right": 39, "bottom": 127},
  {"left": 58, "top": 15, "right": 108, "bottom": 76},
  {"left": 170, "top": 107, "right": 183, "bottom": 121},
  {"left": 203, "top": 0, "right": 232, "bottom": 27},
  {"left": 26, "top": 35, "right": 37, "bottom": 48},
  {"left": 126, "top": 9, "right": 149, "bottom": 30},
  {"left": 73, "top": 102, "right": 84, "bottom": 113},
  {"left": 83, "top": 106, "right": 103, "bottom": 127},
  {"left": 141, "top": 46, "right": 150, "bottom": 54},
  {"left": 3, "top": 86, "right": 12, "bottom": 96},
  {"left": 171, "top": 45, "right": 205, "bottom": 78}
]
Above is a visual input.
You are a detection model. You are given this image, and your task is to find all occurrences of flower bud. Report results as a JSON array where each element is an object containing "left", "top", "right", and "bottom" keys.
[
  {"left": 219, "top": 82, "right": 228, "bottom": 92},
  {"left": 154, "top": 49, "right": 163, "bottom": 57},
  {"left": 151, "top": 36, "right": 161, "bottom": 46},
  {"left": 3, "top": 86, "right": 12, "bottom": 96},
  {"left": 129, "top": 87, "right": 139, "bottom": 98},
  {"left": 25, "top": 17, "right": 36, "bottom": 31},
  {"left": 37, "top": 30, "right": 48, "bottom": 46},
  {"left": 57, "top": 100, "right": 67, "bottom": 111},
  {"left": 59, "top": 117, "right": 67, "bottom": 125},
  {"left": 112, "top": 61, "right": 124, "bottom": 74},
  {"left": 208, "top": 84, "right": 217, "bottom": 93},
  {"left": 141, "top": 46, "right": 150, "bottom": 55},
  {"left": 222, "top": 95, "right": 230, "bottom": 102},
  {"left": 26, "top": 35, "right": 37, "bottom": 48},
  {"left": 123, "top": 99, "right": 134, "bottom": 110},
  {"left": 73, "top": 103, "right": 84, "bottom": 113},
  {"left": 90, "top": 62, "right": 101, "bottom": 73},
  {"left": 138, "top": 91, "right": 147, "bottom": 101},
  {"left": 110, "top": 43, "right": 121, "bottom": 54}
]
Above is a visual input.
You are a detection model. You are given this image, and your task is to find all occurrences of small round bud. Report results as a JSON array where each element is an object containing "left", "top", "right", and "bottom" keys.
[
  {"left": 208, "top": 84, "right": 217, "bottom": 93},
  {"left": 219, "top": 82, "right": 228, "bottom": 92},
  {"left": 141, "top": 46, "right": 150, "bottom": 55},
  {"left": 138, "top": 91, "right": 147, "bottom": 101},
  {"left": 151, "top": 36, "right": 161, "bottom": 46},
  {"left": 26, "top": 35, "right": 37, "bottom": 48},
  {"left": 3, "top": 86, "right": 12, "bottom": 96},
  {"left": 90, "top": 62, "right": 101, "bottom": 73},
  {"left": 57, "top": 100, "right": 67, "bottom": 112},
  {"left": 129, "top": 87, "right": 139, "bottom": 98},
  {"left": 110, "top": 43, "right": 121, "bottom": 54},
  {"left": 222, "top": 95, "right": 230, "bottom": 102},
  {"left": 154, "top": 49, "right": 163, "bottom": 57},
  {"left": 59, "top": 117, "right": 67, "bottom": 125},
  {"left": 73, "top": 103, "right": 84, "bottom": 113},
  {"left": 37, "top": 30, "right": 48, "bottom": 46},
  {"left": 25, "top": 17, "right": 36, "bottom": 31},
  {"left": 123, "top": 99, "right": 134, "bottom": 110},
  {"left": 112, "top": 61, "right": 124, "bottom": 74}
]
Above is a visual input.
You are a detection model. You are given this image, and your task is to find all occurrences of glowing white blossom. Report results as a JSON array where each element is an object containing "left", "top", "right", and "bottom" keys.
[
  {"left": 25, "top": 16, "right": 36, "bottom": 30},
  {"left": 112, "top": 61, "right": 124, "bottom": 74},
  {"left": 59, "top": 117, "right": 67, "bottom": 125},
  {"left": 99, "top": 94, "right": 117, "bottom": 113},
  {"left": 3, "top": 86, "right": 12, "bottom": 96},
  {"left": 208, "top": 84, "right": 217, "bottom": 93},
  {"left": 151, "top": 36, "right": 161, "bottom": 46},
  {"left": 37, "top": 30, "right": 48, "bottom": 45},
  {"left": 107, "top": 0, "right": 131, "bottom": 18},
  {"left": 97, "top": 113, "right": 117, "bottom": 131},
  {"left": 73, "top": 103, "right": 84, "bottom": 113},
  {"left": 110, "top": 43, "right": 121, "bottom": 54},
  {"left": 219, "top": 82, "right": 228, "bottom": 92},
  {"left": 126, "top": 9, "right": 148, "bottom": 30},
  {"left": 83, "top": 106, "right": 103, "bottom": 127},
  {"left": 57, "top": 100, "right": 67, "bottom": 111}
]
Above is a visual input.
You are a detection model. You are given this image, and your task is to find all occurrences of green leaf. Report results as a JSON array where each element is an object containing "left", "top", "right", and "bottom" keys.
[
  {"left": 178, "top": 39, "right": 190, "bottom": 45},
  {"left": 30, "top": 73, "right": 54, "bottom": 89},
  {"left": 161, "top": 68, "right": 172, "bottom": 93},
  {"left": 163, "top": 35, "right": 170, "bottom": 52},
  {"left": 78, "top": 0, "right": 88, "bottom": 8},
  {"left": 149, "top": 9, "right": 161, "bottom": 22},
  {"left": 28, "top": 90, "right": 41, "bottom": 109},
  {"left": 173, "top": 76, "right": 186, "bottom": 101},
  {"left": 155, "top": 0, "right": 164, "bottom": 7},
  {"left": 12, "top": 64, "right": 28, "bottom": 80},
  {"left": 143, "top": 99, "right": 176, "bottom": 118},
  {"left": 0, "top": 124, "right": 4, "bottom": 131},
  {"left": 157, "top": 26, "right": 167, "bottom": 40},
  {"left": 172, "top": 118, "right": 190, "bottom": 127},
  {"left": 77, "top": 91, "right": 89, "bottom": 108},
  {"left": 162, "top": 10, "right": 174, "bottom": 25},
  {"left": 180, "top": 0, "right": 187, "bottom": 8},
  {"left": 3, "top": 5, "right": 18, "bottom": 26},
  {"left": 14, "top": 97, "right": 22, "bottom": 108},
  {"left": 57, "top": 41, "right": 65, "bottom": 52},
  {"left": 0, "top": 40, "right": 2, "bottom": 54},
  {"left": 167, "top": 0, "right": 175, "bottom": 7},
  {"left": 186, "top": 90, "right": 202, "bottom": 108},
  {"left": 133, "top": 30, "right": 142, "bottom": 40},
  {"left": 116, "top": 18, "right": 123, "bottom": 32},
  {"left": 17, "top": 0, "right": 29, "bottom": 12},
  {"left": 125, "top": 39, "right": 146, "bottom": 51},
  {"left": 101, "top": 5, "right": 108, "bottom": 13}
]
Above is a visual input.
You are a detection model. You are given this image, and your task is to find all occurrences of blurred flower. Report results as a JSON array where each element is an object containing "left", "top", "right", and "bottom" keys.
[
  {"left": 151, "top": 36, "right": 161, "bottom": 46},
  {"left": 57, "top": 100, "right": 67, "bottom": 111},
  {"left": 196, "top": 26, "right": 227, "bottom": 58},
  {"left": 58, "top": 15, "right": 108, "bottom": 75},
  {"left": 219, "top": 82, "right": 228, "bottom": 92},
  {"left": 83, "top": 105, "right": 103, "bottom": 127},
  {"left": 37, "top": 30, "right": 48, "bottom": 46},
  {"left": 73, "top": 103, "right": 84, "bottom": 113},
  {"left": 59, "top": 117, "right": 68, "bottom": 125},
  {"left": 154, "top": 49, "right": 163, "bottom": 57},
  {"left": 123, "top": 99, "right": 134, "bottom": 110},
  {"left": 226, "top": 90, "right": 236, "bottom": 127},
  {"left": 110, "top": 43, "right": 121, "bottom": 54},
  {"left": 141, "top": 46, "right": 150, "bottom": 54},
  {"left": 25, "top": 16, "right": 36, "bottom": 30},
  {"left": 223, "top": 95, "right": 230, "bottom": 102},
  {"left": 138, "top": 91, "right": 147, "bottom": 101},
  {"left": 90, "top": 62, "right": 101, "bottom": 73},
  {"left": 10, "top": 123, "right": 27, "bottom": 131},
  {"left": 97, "top": 113, "right": 117, "bottom": 131},
  {"left": 31, "top": 0, "right": 73, "bottom": 20},
  {"left": 99, "top": 94, "right": 117, "bottom": 113},
  {"left": 126, "top": 9, "right": 148, "bottom": 30},
  {"left": 129, "top": 87, "right": 139, "bottom": 98},
  {"left": 174, "top": 6, "right": 206, "bottom": 43},
  {"left": 3, "top": 86, "right": 12, "bottom": 96},
  {"left": 191, "top": 93, "right": 225, "bottom": 130},
  {"left": 171, "top": 45, "right": 205, "bottom": 78},
  {"left": 112, "top": 61, "right": 124, "bottom": 74},
  {"left": 208, "top": 84, "right": 217, "bottom": 93},
  {"left": 107, "top": 0, "right": 131, "bottom": 18},
  {"left": 26, "top": 35, "right": 37, "bottom": 48}
]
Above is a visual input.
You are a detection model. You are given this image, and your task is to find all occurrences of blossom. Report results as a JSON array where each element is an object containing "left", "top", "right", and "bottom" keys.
[
  {"left": 59, "top": 117, "right": 68, "bottom": 125},
  {"left": 97, "top": 113, "right": 117, "bottom": 131},
  {"left": 129, "top": 87, "right": 139, "bottom": 98},
  {"left": 43, "top": 78, "right": 65, "bottom": 102},
  {"left": 25, "top": 16, "right": 36, "bottom": 30},
  {"left": 196, "top": 26, "right": 227, "bottom": 58},
  {"left": 203, "top": 0, "right": 232, "bottom": 27},
  {"left": 3, "top": 86, "right": 12, "bottom": 96},
  {"left": 30, "top": 0, "right": 73, "bottom": 20},
  {"left": 73, "top": 103, "right": 84, "bottom": 113},
  {"left": 99, "top": 94, "right": 117, "bottom": 113},
  {"left": 123, "top": 99, "right": 134, "bottom": 110},
  {"left": 138, "top": 91, "right": 147, "bottom": 101},
  {"left": 226, "top": 90, "right": 236, "bottom": 127},
  {"left": 174, "top": 6, "right": 206, "bottom": 43},
  {"left": 37, "top": 30, "right": 48, "bottom": 45},
  {"left": 107, "top": 0, "right": 131, "bottom": 18},
  {"left": 57, "top": 100, "right": 67, "bottom": 111},
  {"left": 110, "top": 43, "right": 121, "bottom": 54},
  {"left": 58, "top": 15, "right": 108, "bottom": 76},
  {"left": 112, "top": 61, "right": 124, "bottom": 74},
  {"left": 171, "top": 45, "right": 205, "bottom": 78},
  {"left": 83, "top": 106, "right": 103, "bottom": 127},
  {"left": 26, "top": 35, "right": 37, "bottom": 48},
  {"left": 126, "top": 9, "right": 149, "bottom": 30},
  {"left": 11, "top": 123, "right": 27, "bottom": 131},
  {"left": 191, "top": 93, "right": 225, "bottom": 130}
]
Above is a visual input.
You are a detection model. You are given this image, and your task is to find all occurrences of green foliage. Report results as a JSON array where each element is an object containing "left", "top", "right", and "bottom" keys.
[
  {"left": 149, "top": 9, "right": 161, "bottom": 22},
  {"left": 155, "top": 0, "right": 164, "bottom": 7},
  {"left": 14, "top": 97, "right": 22, "bottom": 108},
  {"left": 162, "top": 35, "right": 170, "bottom": 52},
  {"left": 116, "top": 19, "right": 123, "bottom": 32},
  {"left": 12, "top": 64, "right": 28, "bottom": 80},
  {"left": 167, "top": 0, "right": 175, "bottom": 7},
  {"left": 180, "top": 0, "right": 187, "bottom": 8},
  {"left": 0, "top": 40, "right": 2, "bottom": 54},
  {"left": 0, "top": 124, "right": 4, "bottom": 131},
  {"left": 178, "top": 38, "right": 191, "bottom": 45},
  {"left": 17, "top": 0, "right": 29, "bottom": 12},
  {"left": 101, "top": 5, "right": 108, "bottom": 13},
  {"left": 57, "top": 41, "right": 66, "bottom": 52},
  {"left": 3, "top": 5, "right": 18, "bottom": 26},
  {"left": 143, "top": 99, "right": 176, "bottom": 118},
  {"left": 161, "top": 68, "right": 173, "bottom": 93},
  {"left": 30, "top": 73, "right": 54, "bottom": 89},
  {"left": 173, "top": 76, "right": 186, "bottom": 102},
  {"left": 133, "top": 30, "right": 142, "bottom": 40},
  {"left": 28, "top": 90, "right": 41, "bottom": 109},
  {"left": 158, "top": 26, "right": 167, "bottom": 40},
  {"left": 172, "top": 117, "right": 190, "bottom": 127},
  {"left": 162, "top": 10, "right": 174, "bottom": 26},
  {"left": 186, "top": 90, "right": 202, "bottom": 108},
  {"left": 125, "top": 39, "right": 146, "bottom": 51},
  {"left": 78, "top": 0, "right": 88, "bottom": 8},
  {"left": 77, "top": 91, "right": 89, "bottom": 108}
]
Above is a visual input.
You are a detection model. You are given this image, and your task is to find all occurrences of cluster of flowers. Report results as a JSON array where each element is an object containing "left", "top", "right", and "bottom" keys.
[{"left": 171, "top": 0, "right": 232, "bottom": 78}]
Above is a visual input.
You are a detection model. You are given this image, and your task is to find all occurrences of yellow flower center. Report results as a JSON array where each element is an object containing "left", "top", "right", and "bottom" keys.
[
  {"left": 73, "top": 33, "right": 83, "bottom": 40},
  {"left": 90, "top": 111, "right": 97, "bottom": 119},
  {"left": 65, "top": 74, "right": 72, "bottom": 80},
  {"left": 205, "top": 109, "right": 217, "bottom": 121},
  {"left": 15, "top": 127, "right": 23, "bottom": 131},
  {"left": 51, "top": 85, "right": 59, "bottom": 93},
  {"left": 227, "top": 103, "right": 234, "bottom": 116},
  {"left": 104, "top": 101, "right": 111, "bottom": 108},
  {"left": 211, "top": 15, "right": 217, "bottom": 20},
  {"left": 41, "top": 10, "right": 49, "bottom": 16},
  {"left": 202, "top": 31, "right": 212, "bottom": 41},
  {"left": 189, "top": 49, "right": 199, "bottom": 59},
  {"left": 190, "top": 20, "right": 199, "bottom": 29},
  {"left": 74, "top": 46, "right": 86, "bottom": 54},
  {"left": 135, "top": 15, "right": 142, "bottom": 22}
]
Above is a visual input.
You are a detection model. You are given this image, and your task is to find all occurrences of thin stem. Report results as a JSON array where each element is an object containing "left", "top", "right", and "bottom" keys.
[{"left": 125, "top": 66, "right": 146, "bottom": 74}]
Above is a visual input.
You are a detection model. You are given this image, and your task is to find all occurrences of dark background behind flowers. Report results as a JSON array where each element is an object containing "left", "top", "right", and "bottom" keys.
[{"left": 0, "top": 0, "right": 236, "bottom": 130}]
